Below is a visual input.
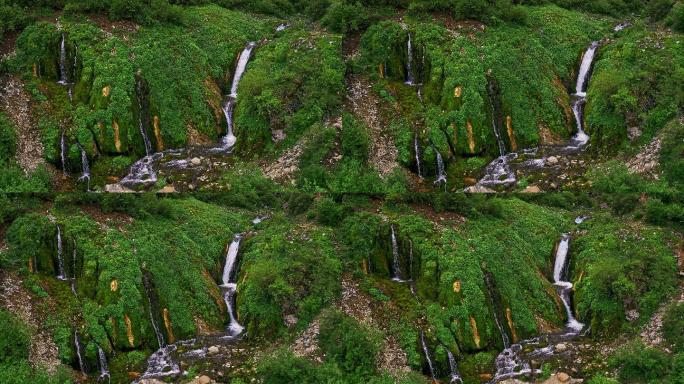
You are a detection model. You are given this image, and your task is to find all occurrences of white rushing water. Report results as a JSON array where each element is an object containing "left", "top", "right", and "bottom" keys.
[
  {"left": 58, "top": 33, "right": 68, "bottom": 85},
  {"left": 405, "top": 33, "right": 415, "bottom": 85},
  {"left": 434, "top": 150, "right": 447, "bottom": 186},
  {"left": 60, "top": 131, "right": 68, "bottom": 175},
  {"left": 414, "top": 133, "right": 423, "bottom": 179},
  {"left": 419, "top": 330, "right": 436, "bottom": 380},
  {"left": 74, "top": 331, "right": 86, "bottom": 374},
  {"left": 56, "top": 226, "right": 66, "bottom": 280},
  {"left": 222, "top": 234, "right": 245, "bottom": 336},
  {"left": 390, "top": 225, "right": 404, "bottom": 282},
  {"left": 553, "top": 235, "right": 584, "bottom": 332},
  {"left": 136, "top": 78, "right": 153, "bottom": 156},
  {"left": 144, "top": 277, "right": 166, "bottom": 349},
  {"left": 447, "top": 349, "right": 464, "bottom": 384},
  {"left": 77, "top": 145, "right": 90, "bottom": 190},
  {"left": 97, "top": 346, "right": 110, "bottom": 383},
  {"left": 569, "top": 42, "right": 599, "bottom": 147},
  {"left": 220, "top": 42, "right": 256, "bottom": 150}
]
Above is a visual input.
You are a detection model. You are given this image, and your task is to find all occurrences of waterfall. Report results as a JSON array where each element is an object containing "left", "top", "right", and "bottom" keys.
[
  {"left": 74, "top": 331, "right": 87, "bottom": 374},
  {"left": 135, "top": 77, "right": 153, "bottom": 156},
  {"left": 484, "top": 273, "right": 510, "bottom": 349},
  {"left": 390, "top": 225, "right": 404, "bottom": 282},
  {"left": 77, "top": 145, "right": 90, "bottom": 190},
  {"left": 414, "top": 133, "right": 423, "bottom": 179},
  {"left": 405, "top": 33, "right": 415, "bottom": 85},
  {"left": 434, "top": 149, "right": 447, "bottom": 186},
  {"left": 221, "top": 234, "right": 245, "bottom": 336},
  {"left": 408, "top": 240, "right": 414, "bottom": 281},
  {"left": 60, "top": 131, "right": 68, "bottom": 175},
  {"left": 569, "top": 42, "right": 598, "bottom": 147},
  {"left": 419, "top": 331, "right": 436, "bottom": 380},
  {"left": 143, "top": 274, "right": 166, "bottom": 349},
  {"left": 71, "top": 242, "right": 78, "bottom": 296},
  {"left": 220, "top": 42, "right": 256, "bottom": 150},
  {"left": 56, "top": 226, "right": 67, "bottom": 280},
  {"left": 553, "top": 235, "right": 584, "bottom": 332},
  {"left": 574, "top": 215, "right": 588, "bottom": 224},
  {"left": 446, "top": 349, "right": 464, "bottom": 384},
  {"left": 58, "top": 33, "right": 68, "bottom": 85},
  {"left": 487, "top": 81, "right": 506, "bottom": 157},
  {"left": 97, "top": 346, "right": 110, "bottom": 383}
]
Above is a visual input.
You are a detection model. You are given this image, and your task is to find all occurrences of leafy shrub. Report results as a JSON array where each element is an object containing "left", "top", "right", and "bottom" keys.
[
  {"left": 315, "top": 197, "right": 347, "bottom": 226},
  {"left": 341, "top": 114, "right": 370, "bottom": 163},
  {"left": 0, "top": 310, "right": 30, "bottom": 364},
  {"left": 258, "top": 350, "right": 341, "bottom": 384},
  {"left": 610, "top": 342, "right": 671, "bottom": 383},
  {"left": 669, "top": 2, "right": 684, "bottom": 32},
  {"left": 663, "top": 303, "right": 684, "bottom": 352},
  {"left": 320, "top": 1, "right": 369, "bottom": 34},
  {"left": 0, "top": 114, "right": 16, "bottom": 164},
  {"left": 318, "top": 309, "right": 380, "bottom": 377}
]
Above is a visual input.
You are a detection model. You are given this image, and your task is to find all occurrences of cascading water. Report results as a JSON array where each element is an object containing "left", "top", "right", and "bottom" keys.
[
  {"left": 71, "top": 243, "right": 78, "bottom": 296},
  {"left": 408, "top": 240, "right": 414, "bottom": 281},
  {"left": 569, "top": 42, "right": 598, "bottom": 148},
  {"left": 475, "top": 80, "right": 516, "bottom": 187},
  {"left": 136, "top": 78, "right": 153, "bottom": 156},
  {"left": 58, "top": 33, "right": 68, "bottom": 85},
  {"left": 60, "top": 131, "right": 67, "bottom": 175},
  {"left": 390, "top": 225, "right": 404, "bottom": 282},
  {"left": 77, "top": 144, "right": 90, "bottom": 190},
  {"left": 221, "top": 234, "right": 245, "bottom": 337},
  {"left": 553, "top": 235, "right": 584, "bottom": 332},
  {"left": 143, "top": 273, "right": 165, "bottom": 349},
  {"left": 434, "top": 149, "right": 447, "bottom": 186},
  {"left": 446, "top": 349, "right": 464, "bottom": 384},
  {"left": 56, "top": 225, "right": 67, "bottom": 280},
  {"left": 490, "top": 224, "right": 586, "bottom": 383},
  {"left": 74, "top": 331, "right": 87, "bottom": 374},
  {"left": 419, "top": 330, "right": 436, "bottom": 381},
  {"left": 414, "top": 133, "right": 423, "bottom": 179},
  {"left": 484, "top": 273, "right": 510, "bottom": 349},
  {"left": 97, "top": 346, "right": 110, "bottom": 383},
  {"left": 219, "top": 42, "right": 256, "bottom": 151},
  {"left": 405, "top": 33, "right": 415, "bottom": 85}
]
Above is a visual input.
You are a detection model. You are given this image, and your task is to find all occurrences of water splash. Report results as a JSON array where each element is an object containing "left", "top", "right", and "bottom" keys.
[
  {"left": 219, "top": 42, "right": 256, "bottom": 151},
  {"left": 221, "top": 234, "right": 245, "bottom": 336},
  {"left": 574, "top": 215, "right": 588, "bottom": 224}
]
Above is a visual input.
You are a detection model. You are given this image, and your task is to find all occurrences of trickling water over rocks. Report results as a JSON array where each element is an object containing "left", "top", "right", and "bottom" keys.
[
  {"left": 469, "top": 41, "right": 600, "bottom": 192},
  {"left": 434, "top": 148, "right": 447, "bottom": 186},
  {"left": 60, "top": 131, "right": 67, "bottom": 176},
  {"left": 115, "top": 42, "right": 257, "bottom": 191},
  {"left": 405, "top": 32, "right": 416, "bottom": 85},
  {"left": 490, "top": 220, "right": 586, "bottom": 383},
  {"left": 77, "top": 144, "right": 90, "bottom": 190}
]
